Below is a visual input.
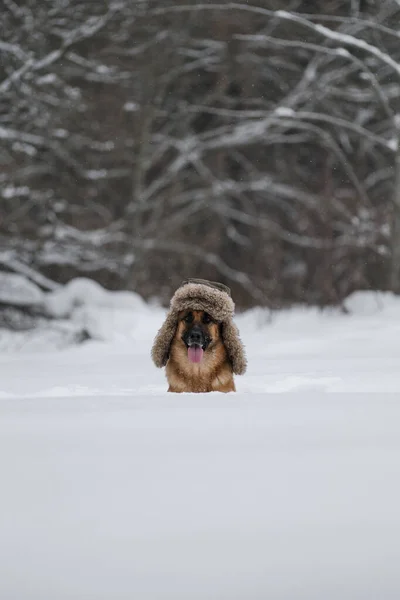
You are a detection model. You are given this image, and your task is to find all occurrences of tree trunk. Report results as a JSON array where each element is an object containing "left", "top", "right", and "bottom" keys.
[{"left": 389, "top": 118, "right": 400, "bottom": 292}]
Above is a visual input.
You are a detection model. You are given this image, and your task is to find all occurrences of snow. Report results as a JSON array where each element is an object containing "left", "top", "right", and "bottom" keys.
[
  {"left": 42, "top": 277, "right": 149, "bottom": 343},
  {"left": 1, "top": 288, "right": 400, "bottom": 598},
  {"left": 44, "top": 277, "right": 147, "bottom": 319},
  {"left": 274, "top": 106, "right": 295, "bottom": 117},
  {"left": 0, "top": 277, "right": 148, "bottom": 349},
  {"left": 0, "top": 272, "right": 44, "bottom": 306},
  {"left": 1, "top": 184, "right": 30, "bottom": 199},
  {"left": 123, "top": 101, "right": 139, "bottom": 112},
  {"left": 85, "top": 168, "right": 108, "bottom": 180},
  {"left": 275, "top": 10, "right": 400, "bottom": 77}
]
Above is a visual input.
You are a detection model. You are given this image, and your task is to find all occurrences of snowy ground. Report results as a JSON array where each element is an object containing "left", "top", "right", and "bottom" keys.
[{"left": 1, "top": 287, "right": 400, "bottom": 599}]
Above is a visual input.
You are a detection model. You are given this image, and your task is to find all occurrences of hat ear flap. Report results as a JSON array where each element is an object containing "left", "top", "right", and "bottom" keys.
[
  {"left": 151, "top": 312, "right": 177, "bottom": 368},
  {"left": 221, "top": 319, "right": 247, "bottom": 375}
]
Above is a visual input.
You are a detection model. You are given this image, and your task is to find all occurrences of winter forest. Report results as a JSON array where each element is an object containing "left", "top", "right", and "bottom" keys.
[
  {"left": 2, "top": 0, "right": 400, "bottom": 315},
  {"left": 3, "top": 3, "right": 400, "bottom": 599}
]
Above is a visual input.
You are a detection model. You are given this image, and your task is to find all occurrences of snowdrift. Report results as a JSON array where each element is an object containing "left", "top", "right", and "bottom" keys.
[
  {"left": 0, "top": 275, "right": 152, "bottom": 351},
  {"left": 1, "top": 279, "right": 400, "bottom": 599}
]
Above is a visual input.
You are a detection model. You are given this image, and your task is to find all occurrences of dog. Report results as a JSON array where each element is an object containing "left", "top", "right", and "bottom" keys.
[
  {"left": 151, "top": 279, "right": 246, "bottom": 393},
  {"left": 166, "top": 309, "right": 235, "bottom": 393}
]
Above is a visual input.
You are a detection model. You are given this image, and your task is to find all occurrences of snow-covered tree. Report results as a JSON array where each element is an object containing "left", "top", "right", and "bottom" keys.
[{"left": 1, "top": 0, "right": 400, "bottom": 308}]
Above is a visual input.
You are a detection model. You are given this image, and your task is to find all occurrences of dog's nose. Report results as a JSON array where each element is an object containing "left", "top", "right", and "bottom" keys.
[{"left": 188, "top": 328, "right": 203, "bottom": 346}]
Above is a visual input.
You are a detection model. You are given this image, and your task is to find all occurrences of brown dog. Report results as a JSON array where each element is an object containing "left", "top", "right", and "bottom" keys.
[
  {"left": 166, "top": 309, "right": 235, "bottom": 393},
  {"left": 151, "top": 279, "right": 246, "bottom": 393}
]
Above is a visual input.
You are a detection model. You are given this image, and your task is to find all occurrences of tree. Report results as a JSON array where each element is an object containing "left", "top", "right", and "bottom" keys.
[{"left": 1, "top": 0, "right": 400, "bottom": 309}]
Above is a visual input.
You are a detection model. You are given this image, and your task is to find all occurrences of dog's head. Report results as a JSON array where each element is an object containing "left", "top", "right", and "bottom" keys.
[
  {"left": 151, "top": 281, "right": 247, "bottom": 375},
  {"left": 176, "top": 309, "right": 221, "bottom": 364}
]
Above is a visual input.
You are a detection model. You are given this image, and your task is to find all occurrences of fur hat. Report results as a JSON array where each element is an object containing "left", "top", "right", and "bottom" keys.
[{"left": 151, "top": 279, "right": 247, "bottom": 375}]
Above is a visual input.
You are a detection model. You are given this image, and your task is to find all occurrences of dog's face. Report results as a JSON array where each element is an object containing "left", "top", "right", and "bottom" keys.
[{"left": 177, "top": 309, "right": 221, "bottom": 364}]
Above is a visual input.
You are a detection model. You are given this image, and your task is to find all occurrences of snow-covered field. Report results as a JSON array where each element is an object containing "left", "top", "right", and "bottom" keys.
[{"left": 1, "top": 285, "right": 400, "bottom": 599}]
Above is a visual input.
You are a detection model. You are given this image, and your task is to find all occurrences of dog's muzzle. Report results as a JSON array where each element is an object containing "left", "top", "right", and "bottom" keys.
[
  {"left": 183, "top": 325, "right": 210, "bottom": 363},
  {"left": 187, "top": 325, "right": 204, "bottom": 347}
]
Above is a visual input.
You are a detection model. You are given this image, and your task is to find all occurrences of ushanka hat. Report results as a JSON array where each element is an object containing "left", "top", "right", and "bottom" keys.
[{"left": 151, "top": 278, "right": 247, "bottom": 375}]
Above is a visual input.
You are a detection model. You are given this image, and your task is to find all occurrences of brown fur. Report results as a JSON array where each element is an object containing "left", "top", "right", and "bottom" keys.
[{"left": 166, "top": 310, "right": 235, "bottom": 393}]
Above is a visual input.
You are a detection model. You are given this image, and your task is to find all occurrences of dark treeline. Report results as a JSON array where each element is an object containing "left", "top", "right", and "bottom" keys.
[{"left": 1, "top": 0, "right": 400, "bottom": 308}]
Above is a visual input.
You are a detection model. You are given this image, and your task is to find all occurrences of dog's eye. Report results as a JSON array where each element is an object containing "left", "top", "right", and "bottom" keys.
[
  {"left": 184, "top": 312, "right": 193, "bottom": 324},
  {"left": 202, "top": 313, "right": 212, "bottom": 324}
]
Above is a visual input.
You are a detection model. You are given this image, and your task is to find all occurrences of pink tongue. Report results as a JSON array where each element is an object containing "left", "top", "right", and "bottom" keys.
[{"left": 188, "top": 346, "right": 204, "bottom": 363}]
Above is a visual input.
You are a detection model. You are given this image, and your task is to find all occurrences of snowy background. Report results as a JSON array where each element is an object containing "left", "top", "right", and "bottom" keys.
[
  {"left": 2, "top": 0, "right": 400, "bottom": 307},
  {"left": 2, "top": 1, "right": 400, "bottom": 598}
]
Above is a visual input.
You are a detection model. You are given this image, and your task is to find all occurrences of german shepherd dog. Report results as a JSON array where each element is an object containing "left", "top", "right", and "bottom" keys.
[{"left": 166, "top": 309, "right": 235, "bottom": 393}]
